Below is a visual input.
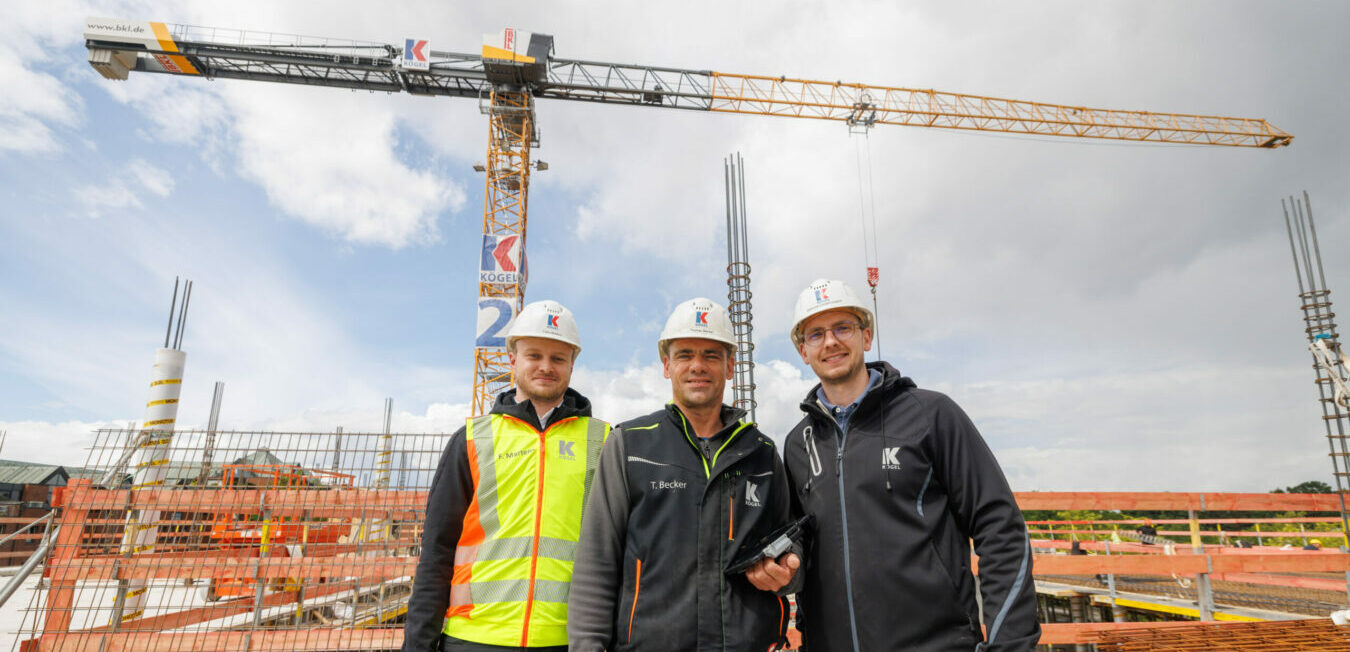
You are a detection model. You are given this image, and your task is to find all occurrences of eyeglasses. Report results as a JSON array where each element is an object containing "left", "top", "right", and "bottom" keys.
[{"left": 802, "top": 322, "right": 862, "bottom": 348}]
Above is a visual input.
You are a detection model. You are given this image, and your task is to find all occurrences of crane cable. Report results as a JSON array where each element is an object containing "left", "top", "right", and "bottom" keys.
[{"left": 852, "top": 130, "right": 882, "bottom": 359}]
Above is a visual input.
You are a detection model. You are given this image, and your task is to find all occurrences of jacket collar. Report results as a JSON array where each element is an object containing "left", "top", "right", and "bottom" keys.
[
  {"left": 664, "top": 402, "right": 749, "bottom": 439},
  {"left": 490, "top": 387, "right": 593, "bottom": 432},
  {"left": 798, "top": 361, "right": 915, "bottom": 429}
]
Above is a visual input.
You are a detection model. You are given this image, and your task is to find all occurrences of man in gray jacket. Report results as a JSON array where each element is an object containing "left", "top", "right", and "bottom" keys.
[
  {"left": 778, "top": 279, "right": 1039, "bottom": 651},
  {"left": 568, "top": 298, "right": 795, "bottom": 652}
]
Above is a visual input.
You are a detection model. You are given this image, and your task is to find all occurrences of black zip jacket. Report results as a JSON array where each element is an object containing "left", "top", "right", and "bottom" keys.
[
  {"left": 783, "top": 362, "right": 1039, "bottom": 651},
  {"left": 568, "top": 404, "right": 791, "bottom": 652},
  {"left": 403, "top": 388, "right": 598, "bottom": 652}
]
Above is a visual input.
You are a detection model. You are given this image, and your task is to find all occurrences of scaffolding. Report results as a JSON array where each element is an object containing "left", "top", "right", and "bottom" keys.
[{"left": 15, "top": 428, "right": 448, "bottom": 652}]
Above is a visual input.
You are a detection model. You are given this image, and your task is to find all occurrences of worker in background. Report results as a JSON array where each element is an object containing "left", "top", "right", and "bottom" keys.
[
  {"left": 1137, "top": 518, "right": 1158, "bottom": 544},
  {"left": 1304, "top": 538, "right": 1323, "bottom": 551},
  {"left": 404, "top": 301, "right": 610, "bottom": 652},
  {"left": 769, "top": 279, "right": 1040, "bottom": 651},
  {"left": 568, "top": 298, "right": 796, "bottom": 652}
]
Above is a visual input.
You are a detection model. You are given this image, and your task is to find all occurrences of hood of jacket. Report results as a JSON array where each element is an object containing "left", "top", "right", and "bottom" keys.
[
  {"left": 491, "top": 386, "right": 593, "bottom": 431},
  {"left": 797, "top": 360, "right": 917, "bottom": 419}
]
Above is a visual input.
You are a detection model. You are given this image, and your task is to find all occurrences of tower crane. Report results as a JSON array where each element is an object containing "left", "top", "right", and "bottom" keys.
[{"left": 84, "top": 18, "right": 1293, "bottom": 414}]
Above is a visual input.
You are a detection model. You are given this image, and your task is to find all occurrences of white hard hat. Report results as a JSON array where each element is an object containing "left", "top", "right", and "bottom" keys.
[
  {"left": 658, "top": 297, "right": 737, "bottom": 356},
  {"left": 507, "top": 300, "right": 581, "bottom": 353},
  {"left": 790, "top": 279, "right": 874, "bottom": 346}
]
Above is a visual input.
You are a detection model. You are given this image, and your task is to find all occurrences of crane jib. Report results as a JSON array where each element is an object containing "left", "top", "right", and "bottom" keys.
[{"left": 83, "top": 17, "right": 1290, "bottom": 147}]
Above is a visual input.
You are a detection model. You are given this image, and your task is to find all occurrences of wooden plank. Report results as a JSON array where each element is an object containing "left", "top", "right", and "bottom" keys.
[
  {"left": 61, "top": 486, "right": 423, "bottom": 520},
  {"left": 1026, "top": 516, "right": 1343, "bottom": 525},
  {"left": 1014, "top": 491, "right": 1344, "bottom": 511},
  {"left": 39, "top": 487, "right": 90, "bottom": 638},
  {"left": 30, "top": 627, "right": 404, "bottom": 652},
  {"left": 1028, "top": 528, "right": 1344, "bottom": 539},
  {"left": 52, "top": 554, "right": 419, "bottom": 582},
  {"left": 1212, "top": 571, "right": 1348, "bottom": 592},
  {"left": 1023, "top": 551, "right": 1350, "bottom": 576},
  {"left": 1037, "top": 621, "right": 1243, "bottom": 644},
  {"left": 1030, "top": 554, "right": 1208, "bottom": 575},
  {"left": 1211, "top": 552, "right": 1350, "bottom": 574}
]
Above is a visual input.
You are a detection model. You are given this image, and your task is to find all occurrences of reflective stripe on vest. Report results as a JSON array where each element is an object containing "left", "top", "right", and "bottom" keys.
[{"left": 444, "top": 412, "right": 609, "bottom": 647}]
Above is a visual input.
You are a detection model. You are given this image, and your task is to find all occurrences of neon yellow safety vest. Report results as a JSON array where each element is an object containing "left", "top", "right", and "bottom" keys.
[{"left": 444, "top": 412, "right": 609, "bottom": 647}]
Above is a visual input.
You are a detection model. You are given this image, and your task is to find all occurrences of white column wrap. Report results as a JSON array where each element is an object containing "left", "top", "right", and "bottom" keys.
[{"left": 117, "top": 347, "right": 186, "bottom": 622}]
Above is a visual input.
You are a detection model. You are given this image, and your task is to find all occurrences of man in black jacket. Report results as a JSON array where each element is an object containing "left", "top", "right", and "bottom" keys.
[
  {"left": 404, "top": 301, "right": 609, "bottom": 652},
  {"left": 777, "top": 279, "right": 1039, "bottom": 651},
  {"left": 568, "top": 298, "right": 795, "bottom": 652}
]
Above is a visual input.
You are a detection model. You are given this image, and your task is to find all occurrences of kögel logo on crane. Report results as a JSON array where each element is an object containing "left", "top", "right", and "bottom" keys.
[
  {"left": 480, "top": 234, "right": 524, "bottom": 284},
  {"left": 401, "top": 38, "right": 429, "bottom": 71}
]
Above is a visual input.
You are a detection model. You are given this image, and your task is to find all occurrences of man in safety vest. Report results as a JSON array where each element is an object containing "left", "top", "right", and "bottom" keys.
[
  {"left": 568, "top": 298, "right": 797, "bottom": 652},
  {"left": 404, "top": 300, "right": 610, "bottom": 652},
  {"left": 772, "top": 279, "right": 1039, "bottom": 651}
]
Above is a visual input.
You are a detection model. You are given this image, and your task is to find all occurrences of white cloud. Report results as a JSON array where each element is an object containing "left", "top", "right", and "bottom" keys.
[
  {"left": 96, "top": 71, "right": 465, "bottom": 248},
  {"left": 0, "top": 419, "right": 124, "bottom": 468},
  {"left": 128, "top": 158, "right": 173, "bottom": 196},
  {"left": 0, "top": 18, "right": 84, "bottom": 153},
  {"left": 74, "top": 158, "right": 172, "bottom": 216},
  {"left": 226, "top": 85, "right": 463, "bottom": 248}
]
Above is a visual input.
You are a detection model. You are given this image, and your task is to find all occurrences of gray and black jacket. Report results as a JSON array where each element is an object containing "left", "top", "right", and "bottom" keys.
[
  {"left": 569, "top": 404, "right": 791, "bottom": 652},
  {"left": 402, "top": 388, "right": 597, "bottom": 652},
  {"left": 783, "top": 362, "right": 1039, "bottom": 652}
]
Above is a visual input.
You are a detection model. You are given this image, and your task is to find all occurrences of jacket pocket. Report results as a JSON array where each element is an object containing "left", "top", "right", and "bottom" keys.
[{"left": 922, "top": 540, "right": 978, "bottom": 641}]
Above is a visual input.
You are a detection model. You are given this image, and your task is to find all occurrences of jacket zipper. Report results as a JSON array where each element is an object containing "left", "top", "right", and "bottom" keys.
[
  {"left": 508, "top": 414, "right": 578, "bottom": 647},
  {"left": 675, "top": 410, "right": 750, "bottom": 652},
  {"left": 627, "top": 558, "right": 642, "bottom": 643},
  {"left": 827, "top": 415, "right": 863, "bottom": 652}
]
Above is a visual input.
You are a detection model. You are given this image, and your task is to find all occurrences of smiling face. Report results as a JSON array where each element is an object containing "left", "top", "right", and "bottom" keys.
[
  {"left": 509, "top": 336, "right": 576, "bottom": 404},
  {"left": 796, "top": 309, "right": 872, "bottom": 385},
  {"left": 662, "top": 337, "right": 734, "bottom": 412}
]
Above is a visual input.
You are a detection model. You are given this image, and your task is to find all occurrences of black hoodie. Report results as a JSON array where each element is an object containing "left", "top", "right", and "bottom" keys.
[
  {"left": 403, "top": 388, "right": 598, "bottom": 652},
  {"left": 782, "top": 362, "right": 1039, "bottom": 651}
]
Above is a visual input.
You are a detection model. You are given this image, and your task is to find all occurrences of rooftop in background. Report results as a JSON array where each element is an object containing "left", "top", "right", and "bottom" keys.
[{"left": 0, "top": 459, "right": 102, "bottom": 486}]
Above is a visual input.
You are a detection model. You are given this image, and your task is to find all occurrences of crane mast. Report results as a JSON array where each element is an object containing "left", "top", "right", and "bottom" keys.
[{"left": 84, "top": 18, "right": 1294, "bottom": 413}]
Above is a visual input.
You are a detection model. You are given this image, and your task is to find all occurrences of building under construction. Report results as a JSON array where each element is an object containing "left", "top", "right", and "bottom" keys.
[{"left": 7, "top": 16, "right": 1350, "bottom": 652}]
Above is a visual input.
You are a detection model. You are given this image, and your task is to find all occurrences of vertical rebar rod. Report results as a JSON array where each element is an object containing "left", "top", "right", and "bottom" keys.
[
  {"left": 163, "top": 278, "right": 179, "bottom": 349},
  {"left": 1283, "top": 201, "right": 1307, "bottom": 296},
  {"left": 1304, "top": 190, "right": 1331, "bottom": 294},
  {"left": 332, "top": 427, "right": 343, "bottom": 472},
  {"left": 173, "top": 280, "right": 192, "bottom": 350},
  {"left": 738, "top": 155, "right": 756, "bottom": 423},
  {"left": 199, "top": 381, "right": 224, "bottom": 484},
  {"left": 378, "top": 398, "right": 394, "bottom": 489}
]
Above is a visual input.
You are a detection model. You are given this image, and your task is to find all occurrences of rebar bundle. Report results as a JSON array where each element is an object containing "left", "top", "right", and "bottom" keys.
[
  {"left": 724, "top": 153, "right": 756, "bottom": 421},
  {"left": 1282, "top": 192, "right": 1350, "bottom": 537}
]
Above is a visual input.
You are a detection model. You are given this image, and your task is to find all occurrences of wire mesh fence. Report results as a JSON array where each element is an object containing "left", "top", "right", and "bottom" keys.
[{"left": 14, "top": 428, "right": 451, "bottom": 652}]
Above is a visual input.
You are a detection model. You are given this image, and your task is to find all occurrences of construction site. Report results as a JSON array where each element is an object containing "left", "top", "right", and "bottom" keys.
[{"left": 3, "top": 8, "right": 1350, "bottom": 652}]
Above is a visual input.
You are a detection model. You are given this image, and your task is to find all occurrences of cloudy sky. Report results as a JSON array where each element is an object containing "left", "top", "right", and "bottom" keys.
[{"left": 2, "top": 0, "right": 1347, "bottom": 491}]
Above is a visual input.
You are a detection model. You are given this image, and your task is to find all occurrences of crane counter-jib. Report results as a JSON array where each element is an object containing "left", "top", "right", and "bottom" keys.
[{"left": 83, "top": 17, "right": 1291, "bottom": 147}]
